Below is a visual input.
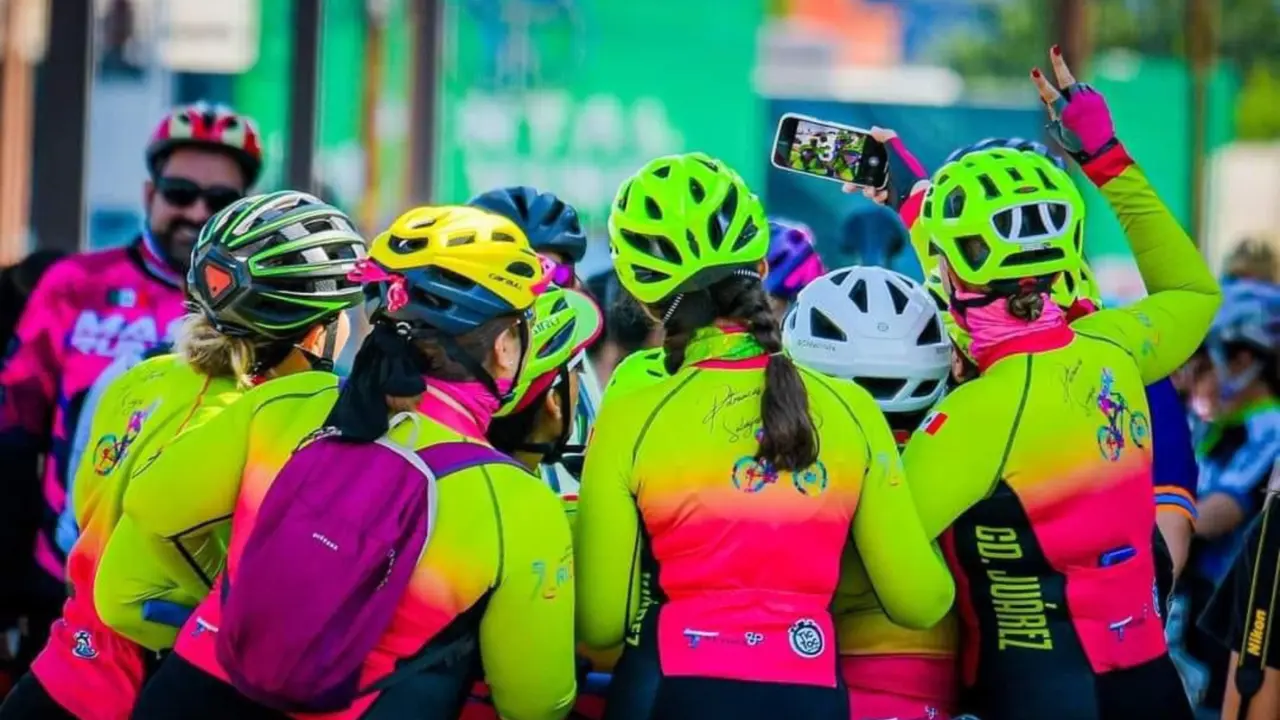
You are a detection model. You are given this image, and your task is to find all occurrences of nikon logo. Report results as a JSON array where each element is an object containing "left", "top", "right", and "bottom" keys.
[{"left": 1247, "top": 609, "right": 1267, "bottom": 657}]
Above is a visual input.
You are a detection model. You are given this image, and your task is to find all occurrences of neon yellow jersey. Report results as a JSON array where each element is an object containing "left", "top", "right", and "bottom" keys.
[
  {"left": 120, "top": 371, "right": 577, "bottom": 719},
  {"left": 576, "top": 332, "right": 953, "bottom": 685},
  {"left": 901, "top": 150, "right": 1221, "bottom": 695},
  {"left": 74, "top": 355, "right": 243, "bottom": 652}
]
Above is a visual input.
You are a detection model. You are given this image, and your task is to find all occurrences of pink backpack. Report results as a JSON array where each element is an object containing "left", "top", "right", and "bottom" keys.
[{"left": 216, "top": 413, "right": 521, "bottom": 713}]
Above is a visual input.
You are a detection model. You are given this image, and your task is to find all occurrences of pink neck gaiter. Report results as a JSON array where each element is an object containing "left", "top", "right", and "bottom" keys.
[
  {"left": 418, "top": 378, "right": 513, "bottom": 439},
  {"left": 950, "top": 289, "right": 1068, "bottom": 365}
]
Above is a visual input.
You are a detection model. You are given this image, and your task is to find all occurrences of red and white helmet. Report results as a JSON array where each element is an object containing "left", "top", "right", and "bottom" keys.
[{"left": 146, "top": 102, "right": 264, "bottom": 186}]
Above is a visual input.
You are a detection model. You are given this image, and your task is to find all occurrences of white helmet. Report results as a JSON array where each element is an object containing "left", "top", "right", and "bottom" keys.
[{"left": 783, "top": 265, "right": 950, "bottom": 413}]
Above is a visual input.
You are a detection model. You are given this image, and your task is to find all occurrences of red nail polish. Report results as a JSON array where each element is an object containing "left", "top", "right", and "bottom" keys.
[
  {"left": 1031, "top": 68, "right": 1042, "bottom": 78},
  {"left": 1051, "top": 45, "right": 1061, "bottom": 56}
]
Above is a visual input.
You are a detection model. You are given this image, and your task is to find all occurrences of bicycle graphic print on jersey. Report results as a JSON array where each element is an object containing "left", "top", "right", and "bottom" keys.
[{"left": 1094, "top": 368, "right": 1149, "bottom": 461}]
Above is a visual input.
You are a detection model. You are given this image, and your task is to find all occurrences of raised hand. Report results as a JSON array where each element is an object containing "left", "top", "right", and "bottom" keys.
[{"left": 1030, "top": 46, "right": 1118, "bottom": 163}]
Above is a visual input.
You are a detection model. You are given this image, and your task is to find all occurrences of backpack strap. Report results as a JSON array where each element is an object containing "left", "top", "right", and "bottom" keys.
[
  {"left": 1234, "top": 490, "right": 1280, "bottom": 720},
  {"left": 416, "top": 441, "right": 524, "bottom": 479}
]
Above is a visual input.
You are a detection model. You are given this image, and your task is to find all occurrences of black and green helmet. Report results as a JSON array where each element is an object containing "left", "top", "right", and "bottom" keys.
[{"left": 187, "top": 191, "right": 367, "bottom": 339}]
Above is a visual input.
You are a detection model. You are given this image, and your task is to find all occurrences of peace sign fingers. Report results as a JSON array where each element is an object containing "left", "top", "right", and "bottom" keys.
[
  {"left": 1050, "top": 45, "right": 1077, "bottom": 89},
  {"left": 1030, "top": 67, "right": 1062, "bottom": 119}
]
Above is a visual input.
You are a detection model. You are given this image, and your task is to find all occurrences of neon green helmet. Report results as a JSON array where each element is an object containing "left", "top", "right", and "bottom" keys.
[
  {"left": 601, "top": 347, "right": 669, "bottom": 406},
  {"left": 1051, "top": 258, "right": 1103, "bottom": 309},
  {"left": 496, "top": 287, "right": 603, "bottom": 417},
  {"left": 608, "top": 152, "right": 769, "bottom": 305},
  {"left": 919, "top": 148, "right": 1084, "bottom": 287}
]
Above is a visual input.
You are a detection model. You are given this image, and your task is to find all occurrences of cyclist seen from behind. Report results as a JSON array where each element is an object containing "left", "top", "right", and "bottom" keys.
[
  {"left": 0, "top": 103, "right": 262, "bottom": 666},
  {"left": 783, "top": 265, "right": 958, "bottom": 720},
  {"left": 0, "top": 191, "right": 363, "bottom": 720},
  {"left": 898, "top": 50, "right": 1219, "bottom": 719},
  {"left": 575, "top": 151, "right": 954, "bottom": 719},
  {"left": 126, "top": 205, "right": 577, "bottom": 720}
]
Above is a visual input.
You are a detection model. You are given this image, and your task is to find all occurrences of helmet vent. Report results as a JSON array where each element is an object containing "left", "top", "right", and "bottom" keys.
[
  {"left": 546, "top": 198, "right": 565, "bottom": 223},
  {"left": 389, "top": 235, "right": 428, "bottom": 254},
  {"left": 943, "top": 187, "right": 965, "bottom": 219},
  {"left": 958, "top": 235, "right": 991, "bottom": 269},
  {"left": 513, "top": 191, "right": 531, "bottom": 218},
  {"left": 695, "top": 157, "right": 719, "bottom": 172},
  {"left": 620, "top": 229, "right": 681, "bottom": 263},
  {"left": 408, "top": 215, "right": 437, "bottom": 230},
  {"left": 887, "top": 281, "right": 910, "bottom": 314},
  {"left": 810, "top": 307, "right": 847, "bottom": 342},
  {"left": 856, "top": 376, "right": 907, "bottom": 400},
  {"left": 653, "top": 164, "right": 672, "bottom": 179},
  {"left": 918, "top": 315, "right": 943, "bottom": 346},
  {"left": 506, "top": 260, "right": 537, "bottom": 278},
  {"left": 490, "top": 232, "right": 517, "bottom": 244},
  {"left": 1037, "top": 168, "right": 1058, "bottom": 190},
  {"left": 848, "top": 279, "right": 868, "bottom": 313},
  {"left": 616, "top": 182, "right": 633, "bottom": 211},
  {"left": 644, "top": 197, "right": 663, "bottom": 221},
  {"left": 685, "top": 230, "right": 702, "bottom": 259},
  {"left": 977, "top": 174, "right": 999, "bottom": 200},
  {"left": 911, "top": 378, "right": 941, "bottom": 398},
  {"left": 544, "top": 322, "right": 574, "bottom": 358},
  {"left": 829, "top": 269, "right": 851, "bottom": 286},
  {"left": 708, "top": 185, "right": 739, "bottom": 251},
  {"left": 1002, "top": 248, "right": 1065, "bottom": 267},
  {"left": 1072, "top": 223, "right": 1083, "bottom": 253},
  {"left": 731, "top": 217, "right": 759, "bottom": 253},
  {"left": 689, "top": 178, "right": 706, "bottom": 203},
  {"left": 448, "top": 233, "right": 478, "bottom": 246},
  {"left": 1007, "top": 167, "right": 1023, "bottom": 182}
]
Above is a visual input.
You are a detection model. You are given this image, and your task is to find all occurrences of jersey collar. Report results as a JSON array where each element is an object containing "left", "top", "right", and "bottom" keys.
[
  {"left": 133, "top": 232, "right": 186, "bottom": 289},
  {"left": 681, "top": 322, "right": 765, "bottom": 371},
  {"left": 975, "top": 323, "right": 1075, "bottom": 374}
]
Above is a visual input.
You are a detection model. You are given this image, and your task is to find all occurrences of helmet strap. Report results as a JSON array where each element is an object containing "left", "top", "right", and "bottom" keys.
[
  {"left": 513, "top": 367, "right": 580, "bottom": 463},
  {"left": 298, "top": 318, "right": 341, "bottom": 373},
  {"left": 436, "top": 313, "right": 531, "bottom": 406}
]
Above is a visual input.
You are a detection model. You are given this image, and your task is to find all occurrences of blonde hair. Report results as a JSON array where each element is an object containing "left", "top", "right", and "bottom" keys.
[{"left": 175, "top": 313, "right": 258, "bottom": 388}]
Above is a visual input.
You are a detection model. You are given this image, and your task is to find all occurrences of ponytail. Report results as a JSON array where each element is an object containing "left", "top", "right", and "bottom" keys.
[
  {"left": 176, "top": 313, "right": 257, "bottom": 388},
  {"left": 660, "top": 273, "right": 818, "bottom": 471}
]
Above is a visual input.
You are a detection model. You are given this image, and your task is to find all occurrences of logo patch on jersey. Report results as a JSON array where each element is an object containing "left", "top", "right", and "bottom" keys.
[
  {"left": 921, "top": 411, "right": 948, "bottom": 435},
  {"left": 790, "top": 460, "right": 829, "bottom": 496},
  {"left": 787, "top": 618, "right": 825, "bottom": 658},
  {"left": 1094, "top": 368, "right": 1150, "bottom": 462},
  {"left": 92, "top": 401, "right": 159, "bottom": 476},
  {"left": 71, "top": 630, "right": 99, "bottom": 659},
  {"left": 106, "top": 287, "right": 137, "bottom": 308},
  {"left": 731, "top": 456, "right": 778, "bottom": 493}
]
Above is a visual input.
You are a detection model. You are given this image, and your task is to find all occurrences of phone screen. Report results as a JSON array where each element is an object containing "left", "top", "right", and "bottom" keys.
[{"left": 772, "top": 116, "right": 889, "bottom": 188}]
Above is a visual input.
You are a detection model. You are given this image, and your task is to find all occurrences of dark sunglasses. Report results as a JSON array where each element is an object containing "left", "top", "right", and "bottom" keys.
[{"left": 156, "top": 177, "right": 243, "bottom": 214}]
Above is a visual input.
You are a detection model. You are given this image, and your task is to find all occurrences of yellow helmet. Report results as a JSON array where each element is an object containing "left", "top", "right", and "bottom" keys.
[{"left": 367, "top": 205, "right": 546, "bottom": 335}]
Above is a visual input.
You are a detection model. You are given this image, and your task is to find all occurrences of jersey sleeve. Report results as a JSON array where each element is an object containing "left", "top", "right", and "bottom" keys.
[
  {"left": 841, "top": 382, "right": 956, "bottom": 631},
  {"left": 903, "top": 381, "right": 1013, "bottom": 539},
  {"left": 574, "top": 395, "right": 644, "bottom": 649},
  {"left": 121, "top": 390, "right": 253, "bottom": 538},
  {"left": 1072, "top": 145, "right": 1221, "bottom": 384},
  {"left": 1146, "top": 378, "right": 1198, "bottom": 520},
  {"left": 480, "top": 469, "right": 578, "bottom": 720},
  {"left": 0, "top": 259, "right": 78, "bottom": 444}
]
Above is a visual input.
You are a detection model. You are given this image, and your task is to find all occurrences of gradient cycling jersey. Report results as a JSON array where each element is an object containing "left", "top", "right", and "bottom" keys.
[
  {"left": 29, "top": 355, "right": 241, "bottom": 720},
  {"left": 0, "top": 238, "right": 185, "bottom": 599},
  {"left": 59, "top": 344, "right": 174, "bottom": 556},
  {"left": 120, "top": 371, "right": 577, "bottom": 720},
  {"left": 576, "top": 328, "right": 953, "bottom": 694},
  {"left": 1191, "top": 399, "right": 1280, "bottom": 583},
  {"left": 902, "top": 146, "right": 1218, "bottom": 720}
]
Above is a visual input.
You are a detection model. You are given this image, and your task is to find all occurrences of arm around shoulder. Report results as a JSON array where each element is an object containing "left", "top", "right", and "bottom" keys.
[{"left": 842, "top": 384, "right": 955, "bottom": 630}]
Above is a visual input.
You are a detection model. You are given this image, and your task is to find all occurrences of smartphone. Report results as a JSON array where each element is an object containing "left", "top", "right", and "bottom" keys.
[{"left": 771, "top": 113, "right": 889, "bottom": 189}]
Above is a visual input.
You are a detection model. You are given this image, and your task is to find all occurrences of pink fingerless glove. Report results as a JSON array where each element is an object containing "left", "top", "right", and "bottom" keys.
[{"left": 1048, "top": 83, "right": 1119, "bottom": 163}]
